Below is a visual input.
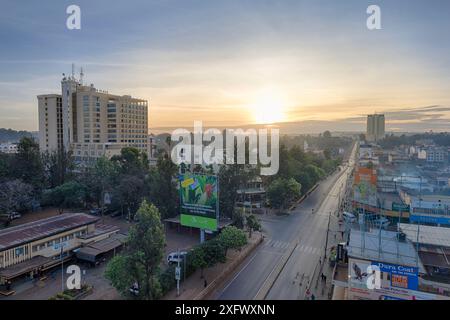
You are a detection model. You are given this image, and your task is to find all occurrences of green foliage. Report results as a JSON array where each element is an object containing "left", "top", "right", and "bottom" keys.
[
  {"left": 218, "top": 164, "right": 255, "bottom": 219},
  {"left": 106, "top": 200, "right": 165, "bottom": 300},
  {"left": 147, "top": 155, "right": 179, "bottom": 219},
  {"left": 42, "top": 181, "right": 86, "bottom": 212},
  {"left": 111, "top": 147, "right": 148, "bottom": 176},
  {"left": 0, "top": 179, "right": 34, "bottom": 214},
  {"left": 105, "top": 255, "right": 135, "bottom": 298},
  {"left": 267, "top": 178, "right": 301, "bottom": 209},
  {"left": 14, "top": 137, "right": 44, "bottom": 190},
  {"left": 246, "top": 214, "right": 261, "bottom": 238},
  {"left": 218, "top": 226, "right": 247, "bottom": 254}
]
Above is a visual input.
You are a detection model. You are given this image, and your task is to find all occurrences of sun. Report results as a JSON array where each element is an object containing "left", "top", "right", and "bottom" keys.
[{"left": 251, "top": 90, "right": 286, "bottom": 124}]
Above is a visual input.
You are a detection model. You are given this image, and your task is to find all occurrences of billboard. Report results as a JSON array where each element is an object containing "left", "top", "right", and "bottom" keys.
[
  {"left": 353, "top": 167, "right": 377, "bottom": 207},
  {"left": 179, "top": 173, "right": 219, "bottom": 231},
  {"left": 348, "top": 258, "right": 423, "bottom": 300}
]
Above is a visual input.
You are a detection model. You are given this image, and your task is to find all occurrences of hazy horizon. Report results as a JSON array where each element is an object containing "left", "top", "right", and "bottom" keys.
[{"left": 1, "top": 0, "right": 450, "bottom": 132}]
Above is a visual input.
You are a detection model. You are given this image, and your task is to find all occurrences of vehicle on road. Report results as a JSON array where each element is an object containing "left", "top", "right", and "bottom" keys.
[
  {"left": 342, "top": 211, "right": 356, "bottom": 223},
  {"left": 167, "top": 251, "right": 188, "bottom": 264}
]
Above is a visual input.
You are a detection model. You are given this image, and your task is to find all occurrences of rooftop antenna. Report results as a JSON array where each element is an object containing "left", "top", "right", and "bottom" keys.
[
  {"left": 71, "top": 63, "right": 75, "bottom": 80},
  {"left": 80, "top": 67, "right": 84, "bottom": 85}
]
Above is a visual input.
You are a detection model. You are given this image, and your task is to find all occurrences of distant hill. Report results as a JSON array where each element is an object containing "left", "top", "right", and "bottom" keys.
[{"left": 0, "top": 128, "right": 35, "bottom": 143}]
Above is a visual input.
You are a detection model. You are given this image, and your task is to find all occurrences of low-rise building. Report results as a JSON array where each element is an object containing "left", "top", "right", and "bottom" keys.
[
  {"left": 332, "top": 228, "right": 450, "bottom": 300},
  {"left": 0, "top": 213, "right": 122, "bottom": 288}
]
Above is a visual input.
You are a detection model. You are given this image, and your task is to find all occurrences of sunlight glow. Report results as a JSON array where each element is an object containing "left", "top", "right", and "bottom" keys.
[{"left": 251, "top": 89, "right": 286, "bottom": 124}]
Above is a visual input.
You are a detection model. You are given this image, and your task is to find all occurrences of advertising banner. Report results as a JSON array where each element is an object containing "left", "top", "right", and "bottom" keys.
[
  {"left": 179, "top": 173, "right": 219, "bottom": 231},
  {"left": 353, "top": 167, "right": 378, "bottom": 207}
]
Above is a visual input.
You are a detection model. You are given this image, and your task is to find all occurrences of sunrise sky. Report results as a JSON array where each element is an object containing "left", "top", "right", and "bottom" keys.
[{"left": 1, "top": 0, "right": 450, "bottom": 132}]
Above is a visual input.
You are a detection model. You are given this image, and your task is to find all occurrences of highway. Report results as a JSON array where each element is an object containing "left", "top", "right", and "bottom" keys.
[{"left": 215, "top": 142, "right": 357, "bottom": 300}]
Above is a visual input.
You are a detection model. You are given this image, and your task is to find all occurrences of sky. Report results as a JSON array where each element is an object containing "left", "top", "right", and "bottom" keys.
[{"left": 0, "top": 0, "right": 449, "bottom": 133}]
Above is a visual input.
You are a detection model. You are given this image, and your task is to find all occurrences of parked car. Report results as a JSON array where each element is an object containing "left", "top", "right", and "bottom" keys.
[
  {"left": 89, "top": 208, "right": 101, "bottom": 215},
  {"left": 167, "top": 251, "right": 188, "bottom": 265},
  {"left": 342, "top": 211, "right": 356, "bottom": 223},
  {"left": 8, "top": 212, "right": 21, "bottom": 220}
]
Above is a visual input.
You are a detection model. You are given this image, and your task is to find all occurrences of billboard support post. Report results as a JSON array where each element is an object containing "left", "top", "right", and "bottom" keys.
[{"left": 200, "top": 229, "right": 205, "bottom": 244}]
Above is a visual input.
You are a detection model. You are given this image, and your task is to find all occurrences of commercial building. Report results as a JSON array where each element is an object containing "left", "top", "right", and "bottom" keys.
[
  {"left": 399, "top": 190, "right": 450, "bottom": 226},
  {"left": 366, "top": 114, "right": 385, "bottom": 142},
  {"left": 37, "top": 69, "right": 149, "bottom": 162},
  {"left": 0, "top": 213, "right": 123, "bottom": 287},
  {"left": 332, "top": 228, "right": 450, "bottom": 300}
]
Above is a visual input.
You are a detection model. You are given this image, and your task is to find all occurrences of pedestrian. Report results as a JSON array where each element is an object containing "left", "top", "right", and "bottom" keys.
[
  {"left": 204, "top": 279, "right": 208, "bottom": 288},
  {"left": 323, "top": 275, "right": 327, "bottom": 282},
  {"left": 311, "top": 294, "right": 316, "bottom": 300}
]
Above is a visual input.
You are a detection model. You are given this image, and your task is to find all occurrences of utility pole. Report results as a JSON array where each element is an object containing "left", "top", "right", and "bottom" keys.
[{"left": 324, "top": 211, "right": 331, "bottom": 259}]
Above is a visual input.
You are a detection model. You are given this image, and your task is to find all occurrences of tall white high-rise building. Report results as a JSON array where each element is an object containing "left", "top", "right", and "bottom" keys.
[
  {"left": 366, "top": 114, "right": 385, "bottom": 142},
  {"left": 38, "top": 69, "right": 149, "bottom": 162}
]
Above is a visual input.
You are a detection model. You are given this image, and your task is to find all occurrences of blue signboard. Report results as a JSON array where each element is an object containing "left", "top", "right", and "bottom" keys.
[
  {"left": 410, "top": 214, "right": 450, "bottom": 226},
  {"left": 371, "top": 261, "right": 418, "bottom": 290}
]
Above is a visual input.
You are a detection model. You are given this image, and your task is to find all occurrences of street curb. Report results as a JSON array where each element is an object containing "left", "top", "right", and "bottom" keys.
[{"left": 194, "top": 233, "right": 264, "bottom": 300}]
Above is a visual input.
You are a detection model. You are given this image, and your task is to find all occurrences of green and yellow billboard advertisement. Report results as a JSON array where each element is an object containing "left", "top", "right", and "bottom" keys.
[{"left": 179, "top": 173, "right": 219, "bottom": 231}]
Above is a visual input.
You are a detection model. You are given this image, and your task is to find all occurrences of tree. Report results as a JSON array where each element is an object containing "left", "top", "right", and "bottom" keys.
[
  {"left": 267, "top": 178, "right": 301, "bottom": 210},
  {"left": 190, "top": 246, "right": 208, "bottom": 278},
  {"left": 232, "top": 208, "right": 245, "bottom": 229},
  {"left": 42, "top": 148, "right": 75, "bottom": 188},
  {"left": 202, "top": 239, "right": 227, "bottom": 266},
  {"left": 106, "top": 200, "right": 165, "bottom": 300},
  {"left": 113, "top": 175, "right": 145, "bottom": 219},
  {"left": 43, "top": 181, "right": 86, "bottom": 214},
  {"left": 13, "top": 137, "right": 44, "bottom": 190},
  {"left": 218, "top": 164, "right": 254, "bottom": 219},
  {"left": 85, "top": 156, "right": 120, "bottom": 207},
  {"left": 0, "top": 179, "right": 34, "bottom": 214},
  {"left": 147, "top": 155, "right": 179, "bottom": 219},
  {"left": 218, "top": 226, "right": 247, "bottom": 255},
  {"left": 111, "top": 147, "right": 148, "bottom": 176},
  {"left": 246, "top": 214, "right": 261, "bottom": 238},
  {"left": 105, "top": 255, "right": 135, "bottom": 297}
]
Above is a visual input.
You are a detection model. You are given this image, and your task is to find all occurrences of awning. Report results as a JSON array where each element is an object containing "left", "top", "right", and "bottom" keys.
[
  {"left": 0, "top": 256, "right": 53, "bottom": 280},
  {"left": 76, "top": 234, "right": 126, "bottom": 263}
]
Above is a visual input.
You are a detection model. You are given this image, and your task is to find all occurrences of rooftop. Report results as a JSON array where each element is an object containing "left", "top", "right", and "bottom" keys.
[
  {"left": 398, "top": 223, "right": 450, "bottom": 248},
  {"left": 347, "top": 228, "right": 425, "bottom": 272},
  {"left": 0, "top": 213, "right": 99, "bottom": 251}
]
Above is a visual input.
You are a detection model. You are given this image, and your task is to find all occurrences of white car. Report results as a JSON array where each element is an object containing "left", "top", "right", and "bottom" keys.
[
  {"left": 373, "top": 218, "right": 390, "bottom": 229},
  {"left": 167, "top": 251, "right": 188, "bottom": 264},
  {"left": 342, "top": 211, "right": 356, "bottom": 223},
  {"left": 8, "top": 212, "right": 21, "bottom": 220}
]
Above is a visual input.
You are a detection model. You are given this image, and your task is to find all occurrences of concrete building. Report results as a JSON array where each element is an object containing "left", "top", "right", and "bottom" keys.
[
  {"left": 332, "top": 228, "right": 450, "bottom": 300},
  {"left": 426, "top": 147, "right": 448, "bottom": 163},
  {"left": 366, "top": 114, "right": 385, "bottom": 142},
  {"left": 38, "top": 70, "right": 148, "bottom": 162},
  {"left": 37, "top": 94, "right": 63, "bottom": 152}
]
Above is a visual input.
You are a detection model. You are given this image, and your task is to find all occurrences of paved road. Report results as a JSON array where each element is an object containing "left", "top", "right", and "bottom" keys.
[{"left": 216, "top": 143, "right": 357, "bottom": 300}]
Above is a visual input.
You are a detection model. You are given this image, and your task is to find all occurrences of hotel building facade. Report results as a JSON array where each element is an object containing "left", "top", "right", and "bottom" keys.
[{"left": 38, "top": 72, "right": 149, "bottom": 162}]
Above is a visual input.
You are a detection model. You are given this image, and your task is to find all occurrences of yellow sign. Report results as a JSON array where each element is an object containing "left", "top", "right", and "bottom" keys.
[{"left": 181, "top": 178, "right": 195, "bottom": 188}]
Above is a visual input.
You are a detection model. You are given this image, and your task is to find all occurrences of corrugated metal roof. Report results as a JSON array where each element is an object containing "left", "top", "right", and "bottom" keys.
[
  {"left": 399, "top": 223, "right": 450, "bottom": 248},
  {"left": 0, "top": 213, "right": 99, "bottom": 251}
]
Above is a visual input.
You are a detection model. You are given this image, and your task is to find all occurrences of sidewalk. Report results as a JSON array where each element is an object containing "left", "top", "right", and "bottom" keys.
[{"left": 162, "top": 232, "right": 263, "bottom": 300}]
